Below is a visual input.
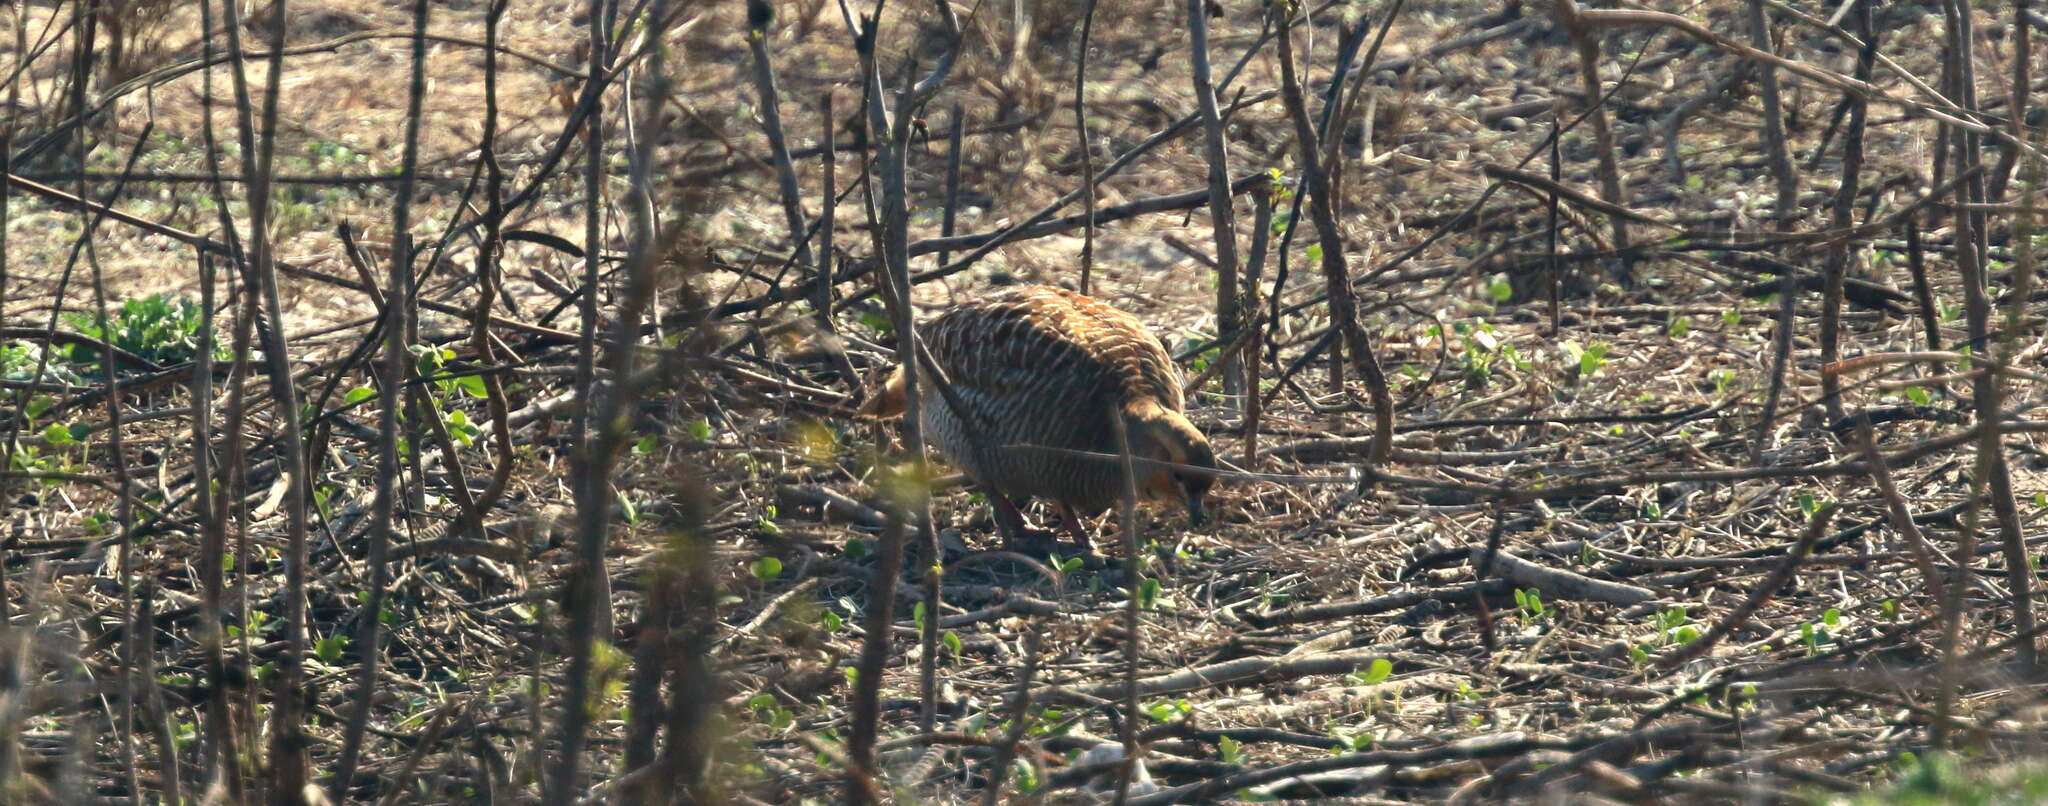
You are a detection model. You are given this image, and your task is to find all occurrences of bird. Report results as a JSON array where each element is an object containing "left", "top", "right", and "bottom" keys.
[{"left": 857, "top": 284, "right": 1216, "bottom": 556}]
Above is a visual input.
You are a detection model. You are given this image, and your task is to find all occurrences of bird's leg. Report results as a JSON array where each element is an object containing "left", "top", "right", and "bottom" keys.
[
  {"left": 986, "top": 491, "right": 1076, "bottom": 559},
  {"left": 1053, "top": 501, "right": 1101, "bottom": 564},
  {"left": 987, "top": 491, "right": 1031, "bottom": 543}
]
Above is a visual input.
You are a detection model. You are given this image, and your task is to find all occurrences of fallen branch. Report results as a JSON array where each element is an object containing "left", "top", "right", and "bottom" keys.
[{"left": 1474, "top": 549, "right": 1656, "bottom": 606}]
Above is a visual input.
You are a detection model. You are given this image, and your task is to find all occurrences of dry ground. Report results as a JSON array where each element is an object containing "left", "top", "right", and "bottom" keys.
[{"left": 3, "top": 0, "right": 2048, "bottom": 802}]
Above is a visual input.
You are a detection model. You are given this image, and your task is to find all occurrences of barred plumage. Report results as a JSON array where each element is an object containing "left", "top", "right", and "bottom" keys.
[{"left": 859, "top": 285, "right": 1215, "bottom": 549}]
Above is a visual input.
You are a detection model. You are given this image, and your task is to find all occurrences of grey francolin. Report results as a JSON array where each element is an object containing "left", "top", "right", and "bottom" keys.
[{"left": 858, "top": 285, "right": 1216, "bottom": 553}]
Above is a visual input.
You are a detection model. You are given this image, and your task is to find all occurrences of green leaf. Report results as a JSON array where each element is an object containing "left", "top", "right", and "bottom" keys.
[
  {"left": 456, "top": 374, "right": 488, "bottom": 398},
  {"left": 41, "top": 423, "right": 74, "bottom": 445},
  {"left": 1904, "top": 385, "right": 1931, "bottom": 405},
  {"left": 1358, "top": 658, "right": 1392, "bottom": 685},
  {"left": 751, "top": 557, "right": 783, "bottom": 584},
  {"left": 1486, "top": 277, "right": 1513, "bottom": 302},
  {"left": 942, "top": 631, "right": 962, "bottom": 655},
  {"left": 314, "top": 633, "right": 349, "bottom": 664},
  {"left": 344, "top": 386, "right": 377, "bottom": 405},
  {"left": 1013, "top": 758, "right": 1039, "bottom": 794}
]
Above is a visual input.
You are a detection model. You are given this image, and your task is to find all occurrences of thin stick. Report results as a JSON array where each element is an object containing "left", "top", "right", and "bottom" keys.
[
  {"left": 1186, "top": 0, "right": 1240, "bottom": 393},
  {"left": 332, "top": 0, "right": 431, "bottom": 791},
  {"left": 1241, "top": 189, "right": 1273, "bottom": 467},
  {"left": 1075, "top": 0, "right": 1099, "bottom": 295},
  {"left": 843, "top": 1, "right": 961, "bottom": 799},
  {"left": 238, "top": 0, "right": 319, "bottom": 787},
  {"left": 748, "top": 0, "right": 818, "bottom": 277},
  {"left": 1818, "top": 5, "right": 1875, "bottom": 427},
  {"left": 939, "top": 103, "right": 963, "bottom": 269},
  {"left": 550, "top": 3, "right": 686, "bottom": 799},
  {"left": 85, "top": 122, "right": 152, "bottom": 806},
  {"left": 1271, "top": 0, "right": 1395, "bottom": 462},
  {"left": 1111, "top": 405, "right": 1142, "bottom": 805},
  {"left": 1751, "top": 0, "right": 1803, "bottom": 459}
]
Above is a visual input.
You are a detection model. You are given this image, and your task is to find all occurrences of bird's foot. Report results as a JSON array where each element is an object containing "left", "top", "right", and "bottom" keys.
[{"left": 1006, "top": 527, "right": 1103, "bottom": 569}]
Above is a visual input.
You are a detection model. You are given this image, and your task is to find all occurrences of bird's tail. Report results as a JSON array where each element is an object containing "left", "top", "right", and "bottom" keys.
[{"left": 855, "top": 367, "right": 907, "bottom": 419}]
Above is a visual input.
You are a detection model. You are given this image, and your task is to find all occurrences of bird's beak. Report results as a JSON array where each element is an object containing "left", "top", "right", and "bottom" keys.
[{"left": 1185, "top": 490, "right": 1206, "bottom": 527}]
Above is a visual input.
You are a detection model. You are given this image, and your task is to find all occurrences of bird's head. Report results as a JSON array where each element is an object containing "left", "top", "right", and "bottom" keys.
[{"left": 1124, "top": 400, "right": 1217, "bottom": 527}]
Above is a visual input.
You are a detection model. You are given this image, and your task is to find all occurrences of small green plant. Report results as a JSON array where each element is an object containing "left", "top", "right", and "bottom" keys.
[
  {"left": 1328, "top": 725, "right": 1374, "bottom": 754},
  {"left": 1444, "top": 320, "right": 1528, "bottom": 388},
  {"left": 1710, "top": 368, "right": 1737, "bottom": 395},
  {"left": 1217, "top": 735, "right": 1244, "bottom": 764},
  {"left": 413, "top": 345, "right": 488, "bottom": 400},
  {"left": 615, "top": 491, "right": 641, "bottom": 525},
  {"left": 1145, "top": 699, "right": 1192, "bottom": 723},
  {"left": 746, "top": 693, "right": 795, "bottom": 731},
  {"left": 1801, "top": 608, "right": 1845, "bottom": 656},
  {"left": 1132, "top": 576, "right": 1161, "bottom": 609},
  {"left": 1513, "top": 588, "right": 1549, "bottom": 621},
  {"left": 1559, "top": 340, "right": 1610, "bottom": 380},
  {"left": 1186, "top": 339, "right": 1224, "bottom": 376},
  {"left": 1347, "top": 658, "right": 1394, "bottom": 686},
  {"left": 1011, "top": 758, "right": 1040, "bottom": 794},
  {"left": 0, "top": 341, "right": 85, "bottom": 385},
  {"left": 1654, "top": 607, "right": 1699, "bottom": 646},
  {"left": 1484, "top": 274, "right": 1513, "bottom": 303},
  {"left": 64, "top": 294, "right": 226, "bottom": 369},
  {"left": 312, "top": 633, "right": 350, "bottom": 667}
]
